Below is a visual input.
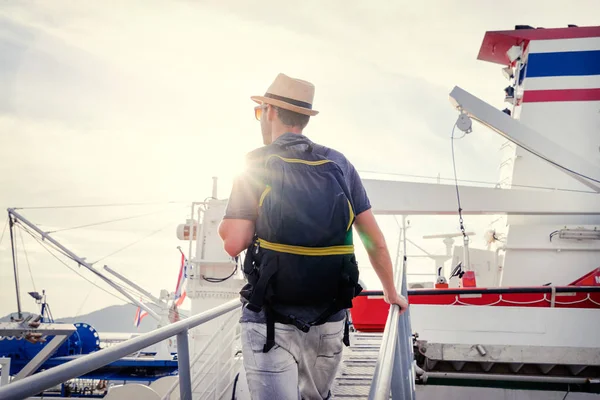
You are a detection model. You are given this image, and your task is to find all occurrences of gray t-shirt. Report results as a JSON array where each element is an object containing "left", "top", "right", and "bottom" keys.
[{"left": 223, "top": 132, "right": 372, "bottom": 324}]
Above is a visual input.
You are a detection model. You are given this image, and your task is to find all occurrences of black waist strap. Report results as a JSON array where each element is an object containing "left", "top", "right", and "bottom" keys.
[{"left": 262, "top": 304, "right": 351, "bottom": 353}]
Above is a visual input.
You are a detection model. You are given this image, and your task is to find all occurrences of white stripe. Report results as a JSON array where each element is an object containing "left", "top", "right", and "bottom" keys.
[
  {"left": 528, "top": 37, "right": 600, "bottom": 54},
  {"left": 524, "top": 75, "right": 600, "bottom": 91}
]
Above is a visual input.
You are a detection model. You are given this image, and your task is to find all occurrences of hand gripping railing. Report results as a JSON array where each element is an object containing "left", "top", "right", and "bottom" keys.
[
  {"left": 368, "top": 256, "right": 415, "bottom": 400},
  {"left": 0, "top": 299, "right": 242, "bottom": 400}
]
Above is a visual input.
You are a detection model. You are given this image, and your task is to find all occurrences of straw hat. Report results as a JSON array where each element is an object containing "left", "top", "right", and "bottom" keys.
[{"left": 251, "top": 73, "right": 319, "bottom": 116}]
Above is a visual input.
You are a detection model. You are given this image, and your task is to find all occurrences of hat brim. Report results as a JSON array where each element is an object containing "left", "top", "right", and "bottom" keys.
[{"left": 251, "top": 95, "right": 319, "bottom": 116}]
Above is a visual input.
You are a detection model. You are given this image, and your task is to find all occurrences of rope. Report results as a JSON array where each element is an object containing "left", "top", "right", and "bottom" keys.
[
  {"left": 14, "top": 201, "right": 187, "bottom": 210},
  {"left": 357, "top": 172, "right": 596, "bottom": 194},
  {"left": 91, "top": 222, "right": 174, "bottom": 265},
  {"left": 0, "top": 216, "right": 8, "bottom": 246},
  {"left": 17, "top": 227, "right": 36, "bottom": 293},
  {"left": 20, "top": 227, "right": 131, "bottom": 305},
  {"left": 46, "top": 208, "right": 174, "bottom": 234},
  {"left": 451, "top": 123, "right": 468, "bottom": 243}
]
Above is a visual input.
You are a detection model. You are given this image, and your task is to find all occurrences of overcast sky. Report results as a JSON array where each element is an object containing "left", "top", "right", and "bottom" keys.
[{"left": 1, "top": 1, "right": 598, "bottom": 321}]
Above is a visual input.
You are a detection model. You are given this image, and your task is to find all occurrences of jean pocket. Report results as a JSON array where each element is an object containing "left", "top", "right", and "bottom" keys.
[
  {"left": 242, "top": 323, "right": 295, "bottom": 372},
  {"left": 315, "top": 328, "right": 344, "bottom": 369}
]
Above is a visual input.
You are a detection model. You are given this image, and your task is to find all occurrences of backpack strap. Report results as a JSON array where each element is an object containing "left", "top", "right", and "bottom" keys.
[
  {"left": 246, "top": 250, "right": 280, "bottom": 312},
  {"left": 263, "top": 308, "right": 276, "bottom": 353}
]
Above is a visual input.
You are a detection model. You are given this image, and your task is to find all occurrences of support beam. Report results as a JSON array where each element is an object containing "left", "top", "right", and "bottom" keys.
[
  {"left": 14, "top": 335, "right": 70, "bottom": 380},
  {"left": 0, "top": 322, "right": 76, "bottom": 338},
  {"left": 7, "top": 208, "right": 160, "bottom": 321},
  {"left": 176, "top": 330, "right": 192, "bottom": 400},
  {"left": 449, "top": 86, "right": 600, "bottom": 192},
  {"left": 362, "top": 179, "right": 600, "bottom": 216},
  {"left": 0, "top": 358, "right": 10, "bottom": 387}
]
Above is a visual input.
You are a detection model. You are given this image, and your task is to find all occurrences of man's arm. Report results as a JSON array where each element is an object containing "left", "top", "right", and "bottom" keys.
[
  {"left": 354, "top": 209, "right": 408, "bottom": 313},
  {"left": 218, "top": 165, "right": 260, "bottom": 257},
  {"left": 219, "top": 219, "right": 255, "bottom": 257}
]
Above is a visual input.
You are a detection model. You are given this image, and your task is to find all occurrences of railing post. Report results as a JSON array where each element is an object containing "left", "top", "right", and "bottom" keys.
[{"left": 177, "top": 329, "right": 192, "bottom": 400}]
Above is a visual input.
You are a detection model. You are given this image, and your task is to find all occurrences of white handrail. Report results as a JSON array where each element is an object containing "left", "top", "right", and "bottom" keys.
[
  {"left": 0, "top": 299, "right": 242, "bottom": 400},
  {"left": 368, "top": 254, "right": 415, "bottom": 400}
]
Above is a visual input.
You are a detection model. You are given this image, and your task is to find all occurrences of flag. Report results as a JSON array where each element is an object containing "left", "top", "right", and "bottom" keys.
[
  {"left": 133, "top": 302, "right": 148, "bottom": 328},
  {"left": 173, "top": 252, "right": 187, "bottom": 306}
]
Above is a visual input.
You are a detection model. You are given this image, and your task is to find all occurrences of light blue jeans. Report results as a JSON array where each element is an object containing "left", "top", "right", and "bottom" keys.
[{"left": 240, "top": 320, "right": 345, "bottom": 400}]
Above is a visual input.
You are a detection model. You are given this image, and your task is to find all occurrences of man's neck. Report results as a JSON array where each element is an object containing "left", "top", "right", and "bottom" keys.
[{"left": 271, "top": 126, "right": 303, "bottom": 142}]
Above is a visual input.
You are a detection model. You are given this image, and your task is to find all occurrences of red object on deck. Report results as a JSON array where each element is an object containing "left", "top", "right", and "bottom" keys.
[
  {"left": 350, "top": 288, "right": 600, "bottom": 333},
  {"left": 460, "top": 271, "right": 477, "bottom": 288},
  {"left": 569, "top": 267, "right": 600, "bottom": 286}
]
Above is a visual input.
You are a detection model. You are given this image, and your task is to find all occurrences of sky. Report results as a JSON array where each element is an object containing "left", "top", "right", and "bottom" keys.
[{"left": 1, "top": 0, "right": 598, "bottom": 321}]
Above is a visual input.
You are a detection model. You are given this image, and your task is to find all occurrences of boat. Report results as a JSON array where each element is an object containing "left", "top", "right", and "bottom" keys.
[{"left": 0, "top": 23, "right": 599, "bottom": 400}]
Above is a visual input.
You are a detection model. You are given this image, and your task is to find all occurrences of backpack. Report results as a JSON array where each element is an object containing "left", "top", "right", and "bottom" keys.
[{"left": 240, "top": 138, "right": 363, "bottom": 352}]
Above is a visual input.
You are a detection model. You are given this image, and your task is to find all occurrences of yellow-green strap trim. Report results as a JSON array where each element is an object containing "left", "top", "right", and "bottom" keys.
[
  {"left": 266, "top": 154, "right": 333, "bottom": 166},
  {"left": 347, "top": 199, "right": 354, "bottom": 231},
  {"left": 257, "top": 238, "right": 354, "bottom": 256},
  {"left": 258, "top": 186, "right": 271, "bottom": 207}
]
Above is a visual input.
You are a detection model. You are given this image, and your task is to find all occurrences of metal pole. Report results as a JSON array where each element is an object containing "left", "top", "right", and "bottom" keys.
[
  {"left": 7, "top": 208, "right": 160, "bottom": 321},
  {"left": 212, "top": 177, "right": 218, "bottom": 199},
  {"left": 0, "top": 358, "right": 11, "bottom": 387},
  {"left": 103, "top": 266, "right": 162, "bottom": 304},
  {"left": 0, "top": 299, "right": 241, "bottom": 400},
  {"left": 422, "top": 371, "right": 596, "bottom": 385},
  {"left": 177, "top": 329, "right": 192, "bottom": 400},
  {"left": 402, "top": 216, "right": 407, "bottom": 263},
  {"left": 463, "top": 235, "right": 471, "bottom": 271},
  {"left": 8, "top": 215, "right": 22, "bottom": 319},
  {"left": 188, "top": 203, "right": 195, "bottom": 266},
  {"left": 392, "top": 216, "right": 402, "bottom": 278}
]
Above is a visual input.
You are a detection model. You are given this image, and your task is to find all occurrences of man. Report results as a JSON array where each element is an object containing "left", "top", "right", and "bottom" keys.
[{"left": 219, "top": 73, "right": 408, "bottom": 400}]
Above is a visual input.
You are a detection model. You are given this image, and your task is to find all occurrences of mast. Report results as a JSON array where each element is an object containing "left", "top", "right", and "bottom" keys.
[{"left": 8, "top": 213, "right": 22, "bottom": 319}]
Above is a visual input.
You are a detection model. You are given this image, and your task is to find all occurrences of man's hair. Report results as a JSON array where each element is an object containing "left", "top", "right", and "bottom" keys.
[{"left": 274, "top": 106, "right": 310, "bottom": 129}]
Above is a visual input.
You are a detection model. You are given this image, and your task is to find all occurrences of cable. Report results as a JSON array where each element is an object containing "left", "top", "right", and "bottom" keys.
[
  {"left": 17, "top": 227, "right": 36, "bottom": 292},
  {"left": 549, "top": 230, "right": 560, "bottom": 242},
  {"left": 46, "top": 208, "right": 173, "bottom": 234},
  {"left": 0, "top": 216, "right": 8, "bottom": 247},
  {"left": 17, "top": 222, "right": 82, "bottom": 264},
  {"left": 356, "top": 171, "right": 596, "bottom": 194},
  {"left": 91, "top": 222, "right": 174, "bottom": 265},
  {"left": 14, "top": 201, "right": 187, "bottom": 210},
  {"left": 202, "top": 263, "right": 238, "bottom": 283},
  {"left": 451, "top": 124, "right": 468, "bottom": 239},
  {"left": 73, "top": 277, "right": 97, "bottom": 321},
  {"left": 17, "top": 219, "right": 178, "bottom": 311},
  {"left": 521, "top": 146, "right": 600, "bottom": 186},
  {"left": 21, "top": 227, "right": 131, "bottom": 305},
  {"left": 202, "top": 255, "right": 241, "bottom": 283}
]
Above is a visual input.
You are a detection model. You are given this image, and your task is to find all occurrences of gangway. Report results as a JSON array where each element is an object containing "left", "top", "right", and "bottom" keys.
[{"left": 0, "top": 268, "right": 414, "bottom": 400}]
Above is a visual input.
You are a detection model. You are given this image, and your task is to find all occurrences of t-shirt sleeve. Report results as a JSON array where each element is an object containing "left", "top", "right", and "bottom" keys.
[
  {"left": 347, "top": 163, "right": 371, "bottom": 215},
  {"left": 223, "top": 168, "right": 261, "bottom": 221}
]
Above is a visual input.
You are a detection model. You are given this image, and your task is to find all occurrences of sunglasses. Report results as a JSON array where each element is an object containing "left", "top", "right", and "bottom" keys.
[{"left": 254, "top": 105, "right": 267, "bottom": 121}]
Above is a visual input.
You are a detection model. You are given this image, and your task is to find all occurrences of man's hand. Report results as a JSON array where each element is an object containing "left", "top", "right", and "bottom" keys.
[
  {"left": 384, "top": 289, "right": 409, "bottom": 315},
  {"left": 354, "top": 209, "right": 408, "bottom": 313}
]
